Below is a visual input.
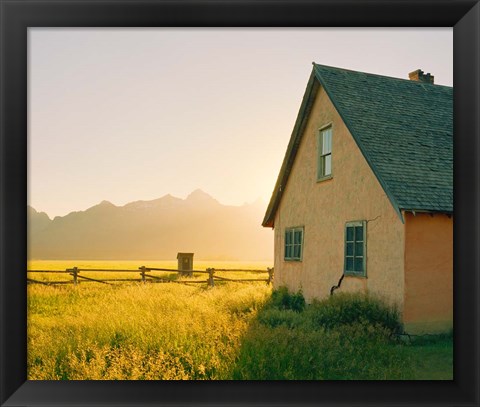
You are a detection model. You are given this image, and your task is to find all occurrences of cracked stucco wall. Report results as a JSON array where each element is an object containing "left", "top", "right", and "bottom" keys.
[{"left": 273, "top": 84, "right": 405, "bottom": 311}]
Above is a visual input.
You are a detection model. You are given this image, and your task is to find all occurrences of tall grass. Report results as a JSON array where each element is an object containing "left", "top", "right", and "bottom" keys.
[
  {"left": 28, "top": 266, "right": 452, "bottom": 380},
  {"left": 233, "top": 290, "right": 412, "bottom": 380},
  {"left": 28, "top": 275, "right": 271, "bottom": 380}
]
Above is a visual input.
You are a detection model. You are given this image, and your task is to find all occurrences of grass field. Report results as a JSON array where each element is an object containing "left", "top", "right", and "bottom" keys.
[{"left": 27, "top": 261, "right": 453, "bottom": 380}]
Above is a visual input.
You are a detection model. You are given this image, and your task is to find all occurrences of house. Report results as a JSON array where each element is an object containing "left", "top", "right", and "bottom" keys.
[{"left": 262, "top": 64, "right": 453, "bottom": 334}]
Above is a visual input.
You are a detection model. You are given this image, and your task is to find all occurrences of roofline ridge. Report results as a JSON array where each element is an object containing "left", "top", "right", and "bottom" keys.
[
  {"left": 262, "top": 63, "right": 452, "bottom": 228},
  {"left": 312, "top": 62, "right": 452, "bottom": 89}
]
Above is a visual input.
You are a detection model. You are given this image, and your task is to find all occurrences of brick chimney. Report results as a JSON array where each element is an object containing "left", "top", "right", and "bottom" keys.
[{"left": 409, "top": 69, "right": 434, "bottom": 84}]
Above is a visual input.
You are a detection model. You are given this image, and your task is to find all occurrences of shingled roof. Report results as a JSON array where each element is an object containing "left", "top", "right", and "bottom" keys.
[{"left": 262, "top": 64, "right": 453, "bottom": 227}]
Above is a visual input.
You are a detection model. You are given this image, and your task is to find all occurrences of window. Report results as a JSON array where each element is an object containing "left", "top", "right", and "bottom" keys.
[
  {"left": 317, "top": 126, "right": 332, "bottom": 180},
  {"left": 284, "top": 227, "right": 303, "bottom": 261},
  {"left": 344, "top": 221, "right": 366, "bottom": 276}
]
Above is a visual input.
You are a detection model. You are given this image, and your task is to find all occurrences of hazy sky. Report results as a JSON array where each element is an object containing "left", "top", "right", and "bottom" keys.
[{"left": 28, "top": 28, "right": 452, "bottom": 218}]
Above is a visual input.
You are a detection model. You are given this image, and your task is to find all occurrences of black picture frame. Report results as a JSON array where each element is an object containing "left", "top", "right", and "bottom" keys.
[{"left": 1, "top": 1, "right": 479, "bottom": 406}]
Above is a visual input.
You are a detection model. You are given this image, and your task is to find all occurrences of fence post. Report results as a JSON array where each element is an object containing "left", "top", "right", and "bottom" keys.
[
  {"left": 139, "top": 266, "right": 146, "bottom": 284},
  {"left": 72, "top": 267, "right": 78, "bottom": 286},
  {"left": 207, "top": 268, "right": 215, "bottom": 288},
  {"left": 267, "top": 267, "right": 274, "bottom": 285}
]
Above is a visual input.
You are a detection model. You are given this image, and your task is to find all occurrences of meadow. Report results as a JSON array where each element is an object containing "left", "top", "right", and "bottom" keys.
[
  {"left": 27, "top": 261, "right": 452, "bottom": 380},
  {"left": 27, "top": 260, "right": 273, "bottom": 380}
]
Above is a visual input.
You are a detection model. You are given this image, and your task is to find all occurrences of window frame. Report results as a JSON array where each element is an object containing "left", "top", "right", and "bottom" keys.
[
  {"left": 344, "top": 220, "right": 367, "bottom": 277},
  {"left": 317, "top": 124, "right": 333, "bottom": 182},
  {"left": 284, "top": 226, "right": 304, "bottom": 262}
]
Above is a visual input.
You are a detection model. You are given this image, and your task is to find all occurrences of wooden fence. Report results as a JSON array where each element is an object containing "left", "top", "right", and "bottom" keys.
[{"left": 26, "top": 266, "right": 274, "bottom": 288}]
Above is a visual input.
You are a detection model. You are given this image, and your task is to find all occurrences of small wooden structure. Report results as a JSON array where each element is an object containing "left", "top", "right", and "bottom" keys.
[{"left": 177, "top": 252, "right": 194, "bottom": 277}]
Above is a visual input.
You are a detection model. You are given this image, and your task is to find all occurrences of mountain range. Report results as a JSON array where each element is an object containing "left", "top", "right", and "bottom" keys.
[{"left": 27, "top": 189, "right": 273, "bottom": 261}]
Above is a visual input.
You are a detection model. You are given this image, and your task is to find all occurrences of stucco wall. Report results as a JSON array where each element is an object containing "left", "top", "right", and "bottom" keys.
[
  {"left": 403, "top": 212, "right": 453, "bottom": 334},
  {"left": 273, "top": 84, "right": 405, "bottom": 311}
]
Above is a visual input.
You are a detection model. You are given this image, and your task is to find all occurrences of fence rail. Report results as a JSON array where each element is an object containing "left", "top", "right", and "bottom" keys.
[{"left": 27, "top": 266, "right": 274, "bottom": 288}]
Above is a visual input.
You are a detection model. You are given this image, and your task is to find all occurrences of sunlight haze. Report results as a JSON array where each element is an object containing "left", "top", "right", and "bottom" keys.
[{"left": 28, "top": 28, "right": 452, "bottom": 218}]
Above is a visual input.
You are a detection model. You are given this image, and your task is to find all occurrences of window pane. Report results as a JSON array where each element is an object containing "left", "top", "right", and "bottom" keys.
[
  {"left": 346, "top": 242, "right": 354, "bottom": 256},
  {"left": 346, "top": 227, "right": 354, "bottom": 241},
  {"left": 285, "top": 245, "right": 291, "bottom": 259},
  {"left": 324, "top": 154, "right": 331, "bottom": 175},
  {"left": 318, "top": 156, "right": 324, "bottom": 178},
  {"left": 285, "top": 231, "right": 291, "bottom": 245},
  {"left": 294, "top": 245, "right": 301, "bottom": 259},
  {"left": 355, "top": 257, "right": 364, "bottom": 272},
  {"left": 355, "top": 242, "right": 364, "bottom": 256},
  {"left": 346, "top": 257, "right": 354, "bottom": 271},
  {"left": 355, "top": 226, "right": 364, "bottom": 241},
  {"left": 294, "top": 230, "right": 302, "bottom": 244},
  {"left": 322, "top": 129, "right": 332, "bottom": 154}
]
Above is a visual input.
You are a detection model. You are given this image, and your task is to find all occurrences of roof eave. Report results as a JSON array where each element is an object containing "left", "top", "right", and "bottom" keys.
[
  {"left": 402, "top": 208, "right": 453, "bottom": 215},
  {"left": 262, "top": 69, "right": 319, "bottom": 228}
]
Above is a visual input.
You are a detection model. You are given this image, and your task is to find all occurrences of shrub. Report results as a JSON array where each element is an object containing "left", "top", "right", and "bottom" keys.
[
  {"left": 257, "top": 308, "right": 305, "bottom": 329},
  {"left": 269, "top": 286, "right": 305, "bottom": 312},
  {"left": 306, "top": 292, "right": 402, "bottom": 334},
  {"left": 233, "top": 320, "right": 411, "bottom": 380}
]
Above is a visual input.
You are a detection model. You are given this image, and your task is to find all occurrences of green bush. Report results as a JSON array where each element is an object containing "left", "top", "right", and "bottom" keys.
[
  {"left": 306, "top": 293, "right": 402, "bottom": 334},
  {"left": 261, "top": 289, "right": 401, "bottom": 335},
  {"left": 257, "top": 308, "right": 304, "bottom": 329},
  {"left": 233, "top": 320, "right": 411, "bottom": 380},
  {"left": 236, "top": 289, "right": 411, "bottom": 379},
  {"left": 269, "top": 286, "right": 305, "bottom": 312}
]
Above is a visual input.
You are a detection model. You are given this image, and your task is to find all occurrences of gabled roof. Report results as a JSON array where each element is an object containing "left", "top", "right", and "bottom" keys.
[
  {"left": 177, "top": 252, "right": 194, "bottom": 258},
  {"left": 262, "top": 64, "right": 453, "bottom": 227}
]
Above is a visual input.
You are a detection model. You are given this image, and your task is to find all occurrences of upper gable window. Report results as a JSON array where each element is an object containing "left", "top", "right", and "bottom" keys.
[{"left": 317, "top": 126, "right": 332, "bottom": 180}]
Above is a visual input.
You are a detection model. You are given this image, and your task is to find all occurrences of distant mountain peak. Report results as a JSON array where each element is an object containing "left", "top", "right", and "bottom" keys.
[
  {"left": 27, "top": 189, "right": 273, "bottom": 261},
  {"left": 159, "top": 193, "right": 182, "bottom": 203},
  {"left": 87, "top": 200, "right": 116, "bottom": 212},
  {"left": 125, "top": 194, "right": 182, "bottom": 210},
  {"left": 27, "top": 205, "right": 51, "bottom": 220},
  {"left": 98, "top": 200, "right": 115, "bottom": 207},
  {"left": 186, "top": 189, "right": 217, "bottom": 203}
]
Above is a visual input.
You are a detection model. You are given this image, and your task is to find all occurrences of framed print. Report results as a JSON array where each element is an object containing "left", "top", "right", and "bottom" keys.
[{"left": 1, "top": 1, "right": 479, "bottom": 406}]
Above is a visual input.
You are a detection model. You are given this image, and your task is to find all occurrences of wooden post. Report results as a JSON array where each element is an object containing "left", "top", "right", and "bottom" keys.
[
  {"left": 72, "top": 267, "right": 78, "bottom": 286},
  {"left": 207, "top": 268, "right": 215, "bottom": 288},
  {"left": 267, "top": 267, "right": 274, "bottom": 285},
  {"left": 139, "top": 266, "right": 146, "bottom": 284}
]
